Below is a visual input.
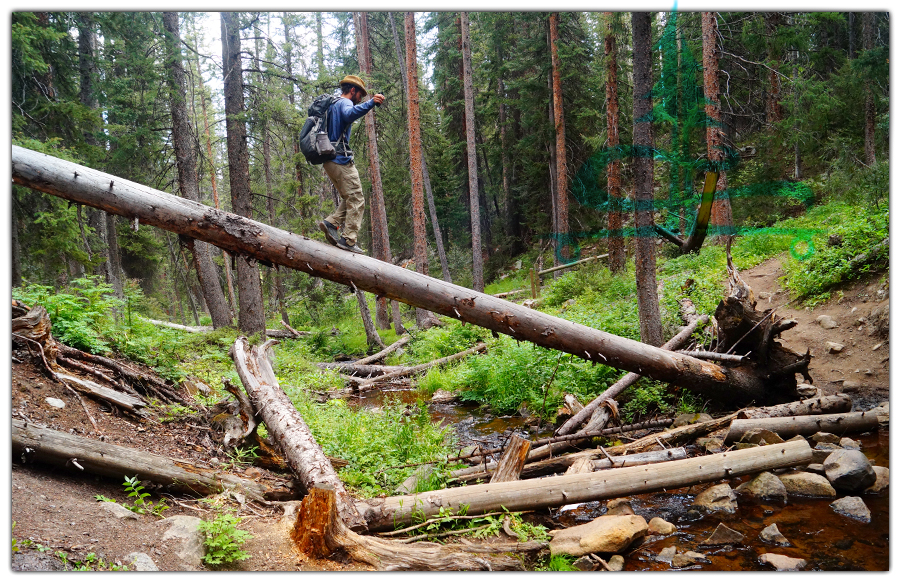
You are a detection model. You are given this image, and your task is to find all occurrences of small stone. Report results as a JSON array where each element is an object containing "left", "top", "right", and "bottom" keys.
[
  {"left": 778, "top": 472, "right": 836, "bottom": 498},
  {"left": 815, "top": 442, "right": 842, "bottom": 451},
  {"left": 759, "top": 523, "right": 791, "bottom": 546},
  {"left": 45, "top": 397, "right": 66, "bottom": 409},
  {"left": 604, "top": 498, "right": 634, "bottom": 516},
  {"left": 805, "top": 463, "right": 825, "bottom": 474},
  {"left": 430, "top": 389, "right": 458, "bottom": 404},
  {"left": 209, "top": 457, "right": 220, "bottom": 467},
  {"left": 796, "top": 384, "right": 819, "bottom": 398},
  {"left": 810, "top": 432, "right": 841, "bottom": 445},
  {"left": 648, "top": 517, "right": 676, "bottom": 535},
  {"left": 759, "top": 553, "right": 807, "bottom": 570},
  {"left": 823, "top": 449, "right": 877, "bottom": 492},
  {"left": 572, "top": 556, "right": 597, "bottom": 571},
  {"left": 739, "top": 429, "right": 785, "bottom": 446},
  {"left": 98, "top": 501, "right": 140, "bottom": 520},
  {"left": 607, "top": 555, "right": 625, "bottom": 571},
  {"left": 825, "top": 341, "right": 845, "bottom": 354},
  {"left": 840, "top": 438, "right": 860, "bottom": 450},
  {"left": 830, "top": 496, "right": 871, "bottom": 523},
  {"left": 816, "top": 315, "right": 838, "bottom": 329},
  {"left": 672, "top": 413, "right": 713, "bottom": 428},
  {"left": 159, "top": 515, "right": 205, "bottom": 568},
  {"left": 657, "top": 546, "right": 677, "bottom": 563},
  {"left": 865, "top": 466, "right": 889, "bottom": 494},
  {"left": 850, "top": 306, "right": 858, "bottom": 314},
  {"left": 672, "top": 551, "right": 708, "bottom": 568},
  {"left": 700, "top": 523, "right": 745, "bottom": 547},
  {"left": 735, "top": 472, "right": 787, "bottom": 503},
  {"left": 696, "top": 437, "right": 724, "bottom": 453},
  {"left": 127, "top": 552, "right": 159, "bottom": 571},
  {"left": 873, "top": 342, "right": 884, "bottom": 351}
]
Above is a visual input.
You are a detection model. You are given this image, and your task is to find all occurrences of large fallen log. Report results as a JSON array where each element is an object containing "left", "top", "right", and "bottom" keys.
[
  {"left": 54, "top": 372, "right": 146, "bottom": 415},
  {"left": 11, "top": 419, "right": 294, "bottom": 501},
  {"left": 724, "top": 409, "right": 887, "bottom": 442},
  {"left": 292, "top": 485, "right": 536, "bottom": 570},
  {"left": 356, "top": 439, "right": 812, "bottom": 531},
  {"left": 141, "top": 317, "right": 307, "bottom": 338},
  {"left": 229, "top": 337, "right": 367, "bottom": 531},
  {"left": 11, "top": 145, "right": 802, "bottom": 406},
  {"left": 740, "top": 394, "right": 853, "bottom": 419}
]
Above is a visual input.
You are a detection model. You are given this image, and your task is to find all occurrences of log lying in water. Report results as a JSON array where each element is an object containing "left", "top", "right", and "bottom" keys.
[
  {"left": 292, "top": 484, "right": 537, "bottom": 570},
  {"left": 725, "top": 409, "right": 887, "bottom": 442},
  {"left": 356, "top": 439, "right": 812, "bottom": 530},
  {"left": 11, "top": 419, "right": 293, "bottom": 501},
  {"left": 230, "top": 338, "right": 367, "bottom": 531},
  {"left": 11, "top": 145, "right": 802, "bottom": 407}
]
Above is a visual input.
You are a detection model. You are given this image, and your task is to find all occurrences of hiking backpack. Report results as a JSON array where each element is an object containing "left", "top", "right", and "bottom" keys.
[{"left": 299, "top": 94, "right": 341, "bottom": 165}]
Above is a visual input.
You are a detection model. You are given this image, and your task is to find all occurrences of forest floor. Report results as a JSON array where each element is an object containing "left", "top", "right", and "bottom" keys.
[{"left": 8, "top": 257, "right": 890, "bottom": 571}]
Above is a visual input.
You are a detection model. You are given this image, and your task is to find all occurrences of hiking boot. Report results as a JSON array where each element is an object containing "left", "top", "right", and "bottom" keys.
[
  {"left": 336, "top": 237, "right": 364, "bottom": 255},
  {"left": 319, "top": 220, "right": 340, "bottom": 246}
]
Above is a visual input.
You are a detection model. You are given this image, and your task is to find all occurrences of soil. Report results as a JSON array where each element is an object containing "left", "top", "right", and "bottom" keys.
[{"left": 8, "top": 257, "right": 889, "bottom": 571}]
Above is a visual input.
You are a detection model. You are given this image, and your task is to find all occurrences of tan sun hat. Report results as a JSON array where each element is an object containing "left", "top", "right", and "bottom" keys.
[{"left": 339, "top": 75, "right": 368, "bottom": 97}]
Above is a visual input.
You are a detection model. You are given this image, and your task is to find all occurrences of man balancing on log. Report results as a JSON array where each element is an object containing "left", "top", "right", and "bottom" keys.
[{"left": 318, "top": 75, "right": 385, "bottom": 254}]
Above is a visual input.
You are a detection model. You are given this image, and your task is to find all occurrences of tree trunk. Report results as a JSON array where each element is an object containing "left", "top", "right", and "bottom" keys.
[
  {"left": 605, "top": 12, "right": 626, "bottom": 274},
  {"left": 13, "top": 145, "right": 807, "bottom": 406},
  {"left": 549, "top": 13, "right": 570, "bottom": 267},
  {"left": 460, "top": 12, "right": 484, "bottom": 293},
  {"left": 631, "top": 12, "right": 663, "bottom": 346},
  {"left": 392, "top": 12, "right": 452, "bottom": 286},
  {"left": 356, "top": 290, "right": 385, "bottom": 351},
  {"left": 356, "top": 440, "right": 812, "bottom": 530},
  {"left": 12, "top": 419, "right": 293, "bottom": 501},
  {"left": 164, "top": 11, "right": 233, "bottom": 329},
  {"left": 725, "top": 409, "right": 885, "bottom": 442},
  {"left": 221, "top": 13, "right": 266, "bottom": 337},
  {"left": 863, "top": 12, "right": 876, "bottom": 166},
  {"left": 230, "top": 338, "right": 367, "bottom": 530},
  {"left": 12, "top": 197, "right": 23, "bottom": 287},
  {"left": 702, "top": 12, "right": 733, "bottom": 238},
  {"left": 404, "top": 12, "right": 436, "bottom": 329},
  {"left": 765, "top": 12, "right": 784, "bottom": 126}
]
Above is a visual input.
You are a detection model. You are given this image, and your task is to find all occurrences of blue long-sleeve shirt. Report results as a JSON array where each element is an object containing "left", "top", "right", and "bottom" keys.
[{"left": 327, "top": 96, "right": 378, "bottom": 165}]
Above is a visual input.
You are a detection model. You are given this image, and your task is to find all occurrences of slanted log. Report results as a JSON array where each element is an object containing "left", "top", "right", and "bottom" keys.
[
  {"left": 230, "top": 337, "right": 367, "bottom": 530},
  {"left": 141, "top": 317, "right": 306, "bottom": 338},
  {"left": 740, "top": 394, "right": 853, "bottom": 419},
  {"left": 725, "top": 410, "right": 885, "bottom": 442},
  {"left": 316, "top": 362, "right": 394, "bottom": 378},
  {"left": 352, "top": 334, "right": 412, "bottom": 366},
  {"left": 11, "top": 145, "right": 799, "bottom": 407},
  {"left": 292, "top": 484, "right": 532, "bottom": 570},
  {"left": 11, "top": 419, "right": 293, "bottom": 501},
  {"left": 557, "top": 315, "right": 709, "bottom": 436},
  {"left": 490, "top": 435, "right": 531, "bottom": 483},
  {"left": 356, "top": 439, "right": 812, "bottom": 530},
  {"left": 564, "top": 457, "right": 593, "bottom": 475},
  {"left": 55, "top": 372, "right": 146, "bottom": 415}
]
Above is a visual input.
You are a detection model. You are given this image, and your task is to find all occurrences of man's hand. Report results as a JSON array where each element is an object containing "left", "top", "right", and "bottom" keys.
[{"left": 372, "top": 93, "right": 385, "bottom": 106}]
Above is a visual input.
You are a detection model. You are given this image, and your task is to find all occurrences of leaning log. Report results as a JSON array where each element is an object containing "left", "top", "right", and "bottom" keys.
[
  {"left": 351, "top": 334, "right": 412, "bottom": 366},
  {"left": 54, "top": 372, "right": 146, "bottom": 415},
  {"left": 292, "top": 485, "right": 532, "bottom": 570},
  {"left": 11, "top": 145, "right": 801, "bottom": 406},
  {"left": 356, "top": 439, "right": 812, "bottom": 530},
  {"left": 230, "top": 337, "right": 367, "bottom": 531},
  {"left": 11, "top": 419, "right": 294, "bottom": 501},
  {"left": 724, "top": 409, "right": 886, "bottom": 442}
]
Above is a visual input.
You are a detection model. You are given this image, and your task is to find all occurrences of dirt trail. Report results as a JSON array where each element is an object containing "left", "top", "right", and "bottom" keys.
[{"left": 9, "top": 257, "right": 889, "bottom": 571}]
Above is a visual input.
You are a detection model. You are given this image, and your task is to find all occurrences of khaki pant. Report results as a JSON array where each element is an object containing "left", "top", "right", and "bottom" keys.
[{"left": 323, "top": 161, "right": 365, "bottom": 245}]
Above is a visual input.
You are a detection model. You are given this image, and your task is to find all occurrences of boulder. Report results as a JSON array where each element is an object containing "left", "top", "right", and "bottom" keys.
[
  {"left": 572, "top": 556, "right": 597, "bottom": 571},
  {"left": 127, "top": 552, "right": 159, "bottom": 571},
  {"left": 778, "top": 472, "right": 836, "bottom": 498},
  {"left": 700, "top": 523, "right": 745, "bottom": 547},
  {"left": 823, "top": 449, "right": 877, "bottom": 493},
  {"left": 604, "top": 498, "right": 635, "bottom": 517},
  {"left": 739, "top": 429, "right": 785, "bottom": 446},
  {"left": 430, "top": 389, "right": 458, "bottom": 404},
  {"left": 816, "top": 315, "right": 838, "bottom": 329},
  {"left": 657, "top": 546, "right": 677, "bottom": 563},
  {"left": 648, "top": 517, "right": 676, "bottom": 536},
  {"left": 841, "top": 380, "right": 863, "bottom": 394},
  {"left": 692, "top": 483, "right": 738, "bottom": 517},
  {"left": 159, "top": 515, "right": 205, "bottom": 568},
  {"left": 759, "top": 523, "right": 791, "bottom": 547},
  {"left": 839, "top": 437, "right": 861, "bottom": 451},
  {"left": 759, "top": 553, "right": 807, "bottom": 570},
  {"left": 549, "top": 515, "right": 648, "bottom": 557},
  {"left": 865, "top": 466, "right": 889, "bottom": 494},
  {"left": 672, "top": 551, "right": 708, "bottom": 568},
  {"left": 830, "top": 496, "right": 871, "bottom": 523},
  {"left": 735, "top": 472, "right": 787, "bottom": 503}
]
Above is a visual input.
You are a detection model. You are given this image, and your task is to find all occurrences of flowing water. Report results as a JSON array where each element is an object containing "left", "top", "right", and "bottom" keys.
[{"left": 351, "top": 387, "right": 889, "bottom": 571}]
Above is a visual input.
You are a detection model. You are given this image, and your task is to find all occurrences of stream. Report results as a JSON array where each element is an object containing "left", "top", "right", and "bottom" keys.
[{"left": 350, "top": 386, "right": 889, "bottom": 571}]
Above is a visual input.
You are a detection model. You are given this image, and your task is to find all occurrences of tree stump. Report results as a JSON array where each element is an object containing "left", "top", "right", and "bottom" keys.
[{"left": 490, "top": 435, "right": 532, "bottom": 483}]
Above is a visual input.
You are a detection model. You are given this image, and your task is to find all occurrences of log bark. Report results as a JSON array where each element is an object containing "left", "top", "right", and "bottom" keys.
[
  {"left": 292, "top": 485, "right": 530, "bottom": 570},
  {"left": 12, "top": 306, "right": 58, "bottom": 366},
  {"left": 316, "top": 362, "right": 394, "bottom": 378},
  {"left": 11, "top": 419, "right": 294, "bottom": 501},
  {"left": 556, "top": 315, "right": 709, "bottom": 435},
  {"left": 740, "top": 394, "right": 853, "bottom": 419},
  {"left": 55, "top": 372, "right": 146, "bottom": 415},
  {"left": 230, "top": 337, "right": 367, "bottom": 530},
  {"left": 725, "top": 410, "right": 885, "bottom": 443},
  {"left": 356, "top": 439, "right": 812, "bottom": 530},
  {"left": 490, "top": 435, "right": 531, "bottom": 483},
  {"left": 12, "top": 145, "right": 801, "bottom": 406}
]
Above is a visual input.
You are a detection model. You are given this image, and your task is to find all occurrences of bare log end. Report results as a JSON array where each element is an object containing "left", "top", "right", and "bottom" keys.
[{"left": 292, "top": 484, "right": 338, "bottom": 559}]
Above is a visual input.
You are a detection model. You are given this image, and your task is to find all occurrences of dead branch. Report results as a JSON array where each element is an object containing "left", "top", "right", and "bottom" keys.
[{"left": 351, "top": 333, "right": 412, "bottom": 366}]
